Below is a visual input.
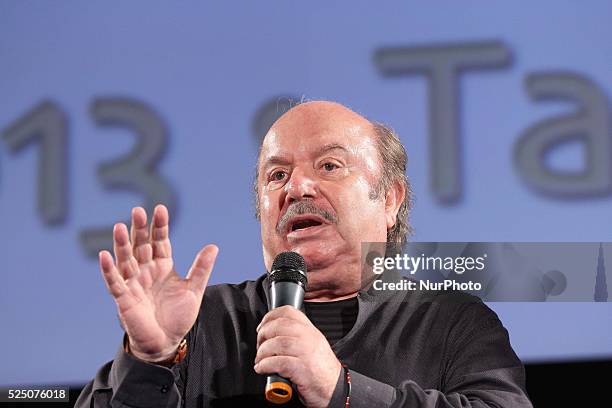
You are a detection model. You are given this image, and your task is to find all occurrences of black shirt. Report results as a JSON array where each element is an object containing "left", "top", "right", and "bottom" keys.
[
  {"left": 304, "top": 297, "right": 358, "bottom": 345},
  {"left": 76, "top": 271, "right": 532, "bottom": 407}
]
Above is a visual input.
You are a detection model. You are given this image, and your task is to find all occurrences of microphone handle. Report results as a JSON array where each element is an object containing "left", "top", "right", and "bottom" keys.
[
  {"left": 265, "top": 280, "right": 305, "bottom": 404},
  {"left": 265, "top": 375, "right": 293, "bottom": 404}
]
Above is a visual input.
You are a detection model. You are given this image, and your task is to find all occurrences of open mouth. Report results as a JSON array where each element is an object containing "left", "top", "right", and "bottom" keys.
[{"left": 290, "top": 219, "right": 323, "bottom": 231}]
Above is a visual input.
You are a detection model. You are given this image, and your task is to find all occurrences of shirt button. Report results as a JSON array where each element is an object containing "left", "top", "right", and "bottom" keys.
[{"left": 160, "top": 385, "right": 168, "bottom": 393}]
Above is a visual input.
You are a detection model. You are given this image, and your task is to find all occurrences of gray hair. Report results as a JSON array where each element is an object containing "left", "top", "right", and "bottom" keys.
[{"left": 370, "top": 122, "right": 413, "bottom": 243}]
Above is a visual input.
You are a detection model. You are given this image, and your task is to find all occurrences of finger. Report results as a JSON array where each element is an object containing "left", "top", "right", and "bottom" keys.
[
  {"left": 254, "top": 356, "right": 302, "bottom": 380},
  {"left": 130, "top": 207, "right": 152, "bottom": 264},
  {"left": 113, "top": 223, "right": 139, "bottom": 279},
  {"left": 151, "top": 204, "right": 172, "bottom": 259},
  {"left": 255, "top": 336, "right": 301, "bottom": 365},
  {"left": 99, "top": 250, "right": 127, "bottom": 298},
  {"left": 256, "top": 305, "right": 309, "bottom": 332},
  {"left": 186, "top": 245, "right": 219, "bottom": 294},
  {"left": 257, "top": 317, "right": 302, "bottom": 349}
]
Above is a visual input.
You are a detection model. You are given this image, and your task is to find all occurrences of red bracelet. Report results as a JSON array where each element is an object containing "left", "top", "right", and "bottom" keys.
[{"left": 341, "top": 364, "right": 351, "bottom": 408}]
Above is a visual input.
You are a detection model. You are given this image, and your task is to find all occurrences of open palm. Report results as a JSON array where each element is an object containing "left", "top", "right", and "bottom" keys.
[{"left": 99, "top": 205, "right": 218, "bottom": 362}]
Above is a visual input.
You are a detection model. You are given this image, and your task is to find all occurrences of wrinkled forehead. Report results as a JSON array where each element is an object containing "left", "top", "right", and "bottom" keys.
[{"left": 258, "top": 103, "right": 379, "bottom": 170}]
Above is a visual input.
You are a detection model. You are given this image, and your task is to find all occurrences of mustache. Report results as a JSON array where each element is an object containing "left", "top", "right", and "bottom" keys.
[{"left": 276, "top": 200, "right": 338, "bottom": 234}]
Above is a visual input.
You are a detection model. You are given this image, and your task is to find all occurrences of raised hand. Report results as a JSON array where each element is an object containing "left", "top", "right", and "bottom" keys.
[{"left": 98, "top": 204, "right": 218, "bottom": 363}]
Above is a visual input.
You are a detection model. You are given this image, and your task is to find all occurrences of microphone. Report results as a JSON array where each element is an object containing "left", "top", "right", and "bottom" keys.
[{"left": 265, "top": 251, "right": 308, "bottom": 404}]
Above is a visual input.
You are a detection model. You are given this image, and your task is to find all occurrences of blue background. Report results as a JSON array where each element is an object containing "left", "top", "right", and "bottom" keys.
[{"left": 1, "top": 1, "right": 611, "bottom": 386}]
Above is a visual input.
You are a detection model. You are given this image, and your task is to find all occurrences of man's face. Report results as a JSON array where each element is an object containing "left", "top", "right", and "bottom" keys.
[{"left": 257, "top": 102, "right": 391, "bottom": 296}]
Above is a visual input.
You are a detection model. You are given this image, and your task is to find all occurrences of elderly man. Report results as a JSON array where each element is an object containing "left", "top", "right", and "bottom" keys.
[{"left": 76, "top": 101, "right": 532, "bottom": 407}]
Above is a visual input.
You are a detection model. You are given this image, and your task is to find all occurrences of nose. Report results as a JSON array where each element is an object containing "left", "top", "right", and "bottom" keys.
[{"left": 284, "top": 166, "right": 318, "bottom": 204}]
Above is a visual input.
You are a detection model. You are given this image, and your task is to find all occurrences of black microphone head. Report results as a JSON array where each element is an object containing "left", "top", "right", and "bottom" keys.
[
  {"left": 270, "top": 251, "right": 307, "bottom": 288},
  {"left": 272, "top": 251, "right": 306, "bottom": 273}
]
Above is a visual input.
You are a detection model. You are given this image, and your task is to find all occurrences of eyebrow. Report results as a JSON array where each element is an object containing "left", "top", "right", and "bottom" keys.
[
  {"left": 260, "top": 143, "right": 351, "bottom": 170},
  {"left": 261, "top": 155, "right": 292, "bottom": 169},
  {"left": 315, "top": 143, "right": 350, "bottom": 156}
]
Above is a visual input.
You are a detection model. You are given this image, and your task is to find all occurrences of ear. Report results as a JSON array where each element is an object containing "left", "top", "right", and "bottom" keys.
[{"left": 385, "top": 180, "right": 406, "bottom": 231}]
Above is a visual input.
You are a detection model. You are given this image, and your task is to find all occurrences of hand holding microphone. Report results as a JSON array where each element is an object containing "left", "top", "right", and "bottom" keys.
[{"left": 255, "top": 252, "right": 342, "bottom": 407}]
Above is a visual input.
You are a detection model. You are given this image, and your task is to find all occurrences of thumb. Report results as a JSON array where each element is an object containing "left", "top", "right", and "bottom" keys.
[{"left": 186, "top": 244, "right": 219, "bottom": 294}]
